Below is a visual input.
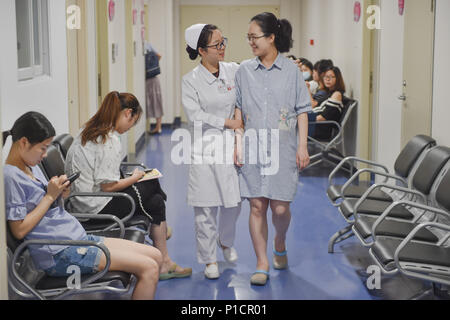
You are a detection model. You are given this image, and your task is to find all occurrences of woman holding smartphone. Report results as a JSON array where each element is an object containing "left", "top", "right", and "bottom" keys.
[{"left": 234, "top": 12, "right": 311, "bottom": 286}]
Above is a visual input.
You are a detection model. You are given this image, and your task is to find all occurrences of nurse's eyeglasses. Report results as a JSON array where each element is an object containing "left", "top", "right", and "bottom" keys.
[{"left": 206, "top": 38, "right": 228, "bottom": 50}]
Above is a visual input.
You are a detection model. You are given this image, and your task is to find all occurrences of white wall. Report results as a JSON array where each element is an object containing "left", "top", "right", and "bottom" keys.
[
  {"left": 432, "top": 0, "right": 450, "bottom": 147},
  {"left": 374, "top": 0, "right": 405, "bottom": 171},
  {"left": 0, "top": 0, "right": 69, "bottom": 159}
]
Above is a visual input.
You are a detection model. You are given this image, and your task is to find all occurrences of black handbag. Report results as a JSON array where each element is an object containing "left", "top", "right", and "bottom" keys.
[{"left": 145, "top": 51, "right": 161, "bottom": 79}]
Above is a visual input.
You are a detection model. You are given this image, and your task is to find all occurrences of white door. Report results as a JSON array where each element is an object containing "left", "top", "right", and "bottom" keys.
[{"left": 400, "top": 0, "right": 435, "bottom": 147}]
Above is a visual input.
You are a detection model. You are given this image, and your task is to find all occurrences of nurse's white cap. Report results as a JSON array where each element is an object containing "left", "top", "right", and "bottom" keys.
[{"left": 185, "top": 23, "right": 207, "bottom": 50}]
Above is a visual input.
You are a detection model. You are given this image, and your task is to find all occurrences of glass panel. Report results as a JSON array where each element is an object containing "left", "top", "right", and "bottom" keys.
[
  {"left": 33, "top": 0, "right": 40, "bottom": 66},
  {"left": 16, "top": 0, "right": 32, "bottom": 69}
]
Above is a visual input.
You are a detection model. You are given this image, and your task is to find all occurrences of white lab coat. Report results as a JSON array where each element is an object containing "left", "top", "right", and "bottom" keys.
[{"left": 181, "top": 62, "right": 241, "bottom": 209}]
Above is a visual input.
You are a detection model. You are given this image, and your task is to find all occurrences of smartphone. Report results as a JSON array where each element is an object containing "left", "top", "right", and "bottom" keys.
[{"left": 66, "top": 171, "right": 81, "bottom": 184}]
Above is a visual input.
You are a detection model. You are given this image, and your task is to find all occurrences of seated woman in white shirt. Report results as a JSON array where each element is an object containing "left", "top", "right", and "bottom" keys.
[{"left": 65, "top": 92, "right": 191, "bottom": 280}]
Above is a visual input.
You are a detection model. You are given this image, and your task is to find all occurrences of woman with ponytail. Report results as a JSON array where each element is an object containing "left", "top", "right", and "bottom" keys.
[
  {"left": 3, "top": 111, "right": 162, "bottom": 299},
  {"left": 234, "top": 12, "right": 312, "bottom": 286},
  {"left": 65, "top": 91, "right": 192, "bottom": 280}
]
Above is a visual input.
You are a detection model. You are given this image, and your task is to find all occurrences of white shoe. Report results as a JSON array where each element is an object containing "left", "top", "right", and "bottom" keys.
[
  {"left": 218, "top": 239, "right": 238, "bottom": 263},
  {"left": 204, "top": 263, "right": 220, "bottom": 279},
  {"left": 222, "top": 247, "right": 238, "bottom": 263}
]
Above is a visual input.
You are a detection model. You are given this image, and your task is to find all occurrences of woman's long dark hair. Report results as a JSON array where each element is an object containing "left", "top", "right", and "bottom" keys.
[
  {"left": 81, "top": 91, "right": 142, "bottom": 146},
  {"left": 251, "top": 12, "right": 293, "bottom": 53},
  {"left": 2, "top": 112, "right": 55, "bottom": 146},
  {"left": 186, "top": 24, "right": 218, "bottom": 60}
]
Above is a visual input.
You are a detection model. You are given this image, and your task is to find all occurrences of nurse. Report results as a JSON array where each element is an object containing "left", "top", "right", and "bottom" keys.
[
  {"left": 182, "top": 24, "right": 243, "bottom": 279},
  {"left": 234, "top": 12, "right": 311, "bottom": 286}
]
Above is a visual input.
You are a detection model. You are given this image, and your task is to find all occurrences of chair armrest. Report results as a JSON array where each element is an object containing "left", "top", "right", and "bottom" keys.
[
  {"left": 372, "top": 200, "right": 450, "bottom": 239},
  {"left": 309, "top": 120, "right": 341, "bottom": 130},
  {"left": 71, "top": 214, "right": 125, "bottom": 238},
  {"left": 65, "top": 192, "right": 136, "bottom": 230},
  {"left": 328, "top": 156, "right": 389, "bottom": 187},
  {"left": 11, "top": 239, "right": 111, "bottom": 300},
  {"left": 307, "top": 121, "right": 342, "bottom": 146},
  {"left": 394, "top": 222, "right": 450, "bottom": 283},
  {"left": 341, "top": 168, "right": 407, "bottom": 201},
  {"left": 352, "top": 182, "right": 420, "bottom": 225}
]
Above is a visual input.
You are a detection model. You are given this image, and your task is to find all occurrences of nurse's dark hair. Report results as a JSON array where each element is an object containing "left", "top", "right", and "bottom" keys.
[
  {"left": 2, "top": 111, "right": 56, "bottom": 146},
  {"left": 186, "top": 24, "right": 218, "bottom": 60},
  {"left": 251, "top": 12, "right": 293, "bottom": 53}
]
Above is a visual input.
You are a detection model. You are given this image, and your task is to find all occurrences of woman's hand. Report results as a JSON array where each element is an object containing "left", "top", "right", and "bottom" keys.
[
  {"left": 234, "top": 144, "right": 243, "bottom": 168},
  {"left": 46, "top": 176, "right": 70, "bottom": 202},
  {"left": 131, "top": 168, "right": 146, "bottom": 182},
  {"left": 61, "top": 186, "right": 71, "bottom": 200},
  {"left": 225, "top": 119, "right": 244, "bottom": 130},
  {"left": 296, "top": 146, "right": 310, "bottom": 171}
]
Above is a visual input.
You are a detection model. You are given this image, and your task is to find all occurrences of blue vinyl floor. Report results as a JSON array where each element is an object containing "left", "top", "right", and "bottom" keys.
[{"left": 130, "top": 128, "right": 432, "bottom": 301}]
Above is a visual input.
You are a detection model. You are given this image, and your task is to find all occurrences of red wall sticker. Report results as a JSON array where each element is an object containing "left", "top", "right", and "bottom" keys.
[
  {"left": 141, "top": 26, "right": 146, "bottom": 42},
  {"left": 133, "top": 9, "right": 137, "bottom": 25},
  {"left": 108, "top": 0, "right": 115, "bottom": 22},
  {"left": 354, "top": 1, "right": 361, "bottom": 22},
  {"left": 399, "top": 0, "right": 405, "bottom": 16}
]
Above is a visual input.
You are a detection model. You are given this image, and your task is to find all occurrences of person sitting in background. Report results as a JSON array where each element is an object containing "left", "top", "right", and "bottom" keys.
[
  {"left": 3, "top": 112, "right": 162, "bottom": 300},
  {"left": 65, "top": 91, "right": 192, "bottom": 281},
  {"left": 311, "top": 59, "right": 334, "bottom": 108},
  {"left": 308, "top": 66, "right": 346, "bottom": 140},
  {"left": 298, "top": 58, "right": 313, "bottom": 82}
]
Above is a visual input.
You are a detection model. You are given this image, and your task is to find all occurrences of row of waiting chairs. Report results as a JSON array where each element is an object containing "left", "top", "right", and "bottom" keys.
[
  {"left": 326, "top": 135, "right": 450, "bottom": 296},
  {"left": 7, "top": 134, "right": 151, "bottom": 300}
]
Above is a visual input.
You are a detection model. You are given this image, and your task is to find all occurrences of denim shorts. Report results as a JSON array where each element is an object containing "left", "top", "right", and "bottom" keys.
[{"left": 45, "top": 235, "right": 105, "bottom": 277}]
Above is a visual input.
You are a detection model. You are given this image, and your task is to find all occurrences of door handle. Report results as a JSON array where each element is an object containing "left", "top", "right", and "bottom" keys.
[{"left": 398, "top": 95, "right": 406, "bottom": 101}]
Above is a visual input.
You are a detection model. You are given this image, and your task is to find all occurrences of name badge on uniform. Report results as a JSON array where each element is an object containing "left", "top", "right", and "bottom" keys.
[{"left": 218, "top": 80, "right": 235, "bottom": 94}]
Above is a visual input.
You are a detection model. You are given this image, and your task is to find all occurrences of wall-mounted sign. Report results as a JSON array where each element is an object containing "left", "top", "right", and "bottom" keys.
[
  {"left": 398, "top": 0, "right": 405, "bottom": 16},
  {"left": 354, "top": 1, "right": 361, "bottom": 22},
  {"left": 108, "top": 0, "right": 115, "bottom": 22},
  {"left": 141, "top": 26, "right": 146, "bottom": 42},
  {"left": 133, "top": 9, "right": 137, "bottom": 25}
]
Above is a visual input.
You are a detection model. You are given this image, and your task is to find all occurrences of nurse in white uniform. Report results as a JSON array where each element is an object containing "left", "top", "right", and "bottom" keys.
[{"left": 182, "top": 24, "right": 243, "bottom": 279}]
